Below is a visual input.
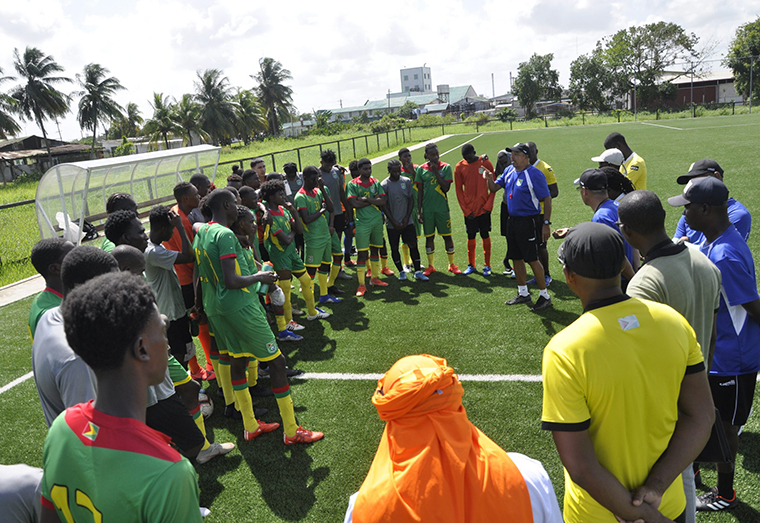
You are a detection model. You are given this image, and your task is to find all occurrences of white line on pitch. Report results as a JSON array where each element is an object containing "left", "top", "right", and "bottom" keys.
[
  {"left": 296, "top": 372, "right": 542, "bottom": 382},
  {"left": 440, "top": 133, "right": 484, "bottom": 157},
  {"left": 640, "top": 122, "right": 684, "bottom": 131},
  {"left": 0, "top": 371, "right": 33, "bottom": 394}
]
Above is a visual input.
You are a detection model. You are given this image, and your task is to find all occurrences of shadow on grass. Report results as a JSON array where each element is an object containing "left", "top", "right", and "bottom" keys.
[{"left": 739, "top": 430, "right": 760, "bottom": 473}]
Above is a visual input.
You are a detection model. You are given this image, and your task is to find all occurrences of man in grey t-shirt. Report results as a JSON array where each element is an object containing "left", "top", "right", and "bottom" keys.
[
  {"left": 381, "top": 160, "right": 427, "bottom": 281},
  {"left": 320, "top": 149, "right": 352, "bottom": 283},
  {"left": 284, "top": 162, "right": 305, "bottom": 258},
  {"left": 0, "top": 464, "right": 42, "bottom": 523}
]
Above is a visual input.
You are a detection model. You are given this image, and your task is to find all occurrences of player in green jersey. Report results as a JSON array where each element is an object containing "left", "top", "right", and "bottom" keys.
[
  {"left": 41, "top": 272, "right": 203, "bottom": 523},
  {"left": 28, "top": 238, "right": 74, "bottom": 341},
  {"left": 346, "top": 158, "right": 388, "bottom": 296},
  {"left": 415, "top": 143, "right": 461, "bottom": 276}
]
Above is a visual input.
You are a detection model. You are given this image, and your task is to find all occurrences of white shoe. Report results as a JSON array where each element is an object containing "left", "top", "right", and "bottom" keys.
[{"left": 196, "top": 441, "right": 235, "bottom": 464}]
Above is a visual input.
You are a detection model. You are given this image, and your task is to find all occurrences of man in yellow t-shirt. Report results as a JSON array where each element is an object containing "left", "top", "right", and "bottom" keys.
[
  {"left": 604, "top": 132, "right": 647, "bottom": 190},
  {"left": 542, "top": 222, "right": 714, "bottom": 523},
  {"left": 527, "top": 142, "right": 558, "bottom": 286}
]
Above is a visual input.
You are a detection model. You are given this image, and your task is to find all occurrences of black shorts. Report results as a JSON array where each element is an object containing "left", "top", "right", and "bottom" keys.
[
  {"left": 258, "top": 241, "right": 269, "bottom": 262},
  {"left": 507, "top": 215, "right": 540, "bottom": 263},
  {"left": 535, "top": 214, "right": 547, "bottom": 249},
  {"left": 465, "top": 212, "right": 491, "bottom": 239},
  {"left": 146, "top": 394, "right": 205, "bottom": 454},
  {"left": 167, "top": 315, "right": 193, "bottom": 368},
  {"left": 333, "top": 213, "right": 347, "bottom": 234},
  {"left": 709, "top": 372, "right": 757, "bottom": 426},
  {"left": 500, "top": 201, "right": 510, "bottom": 237},
  {"left": 181, "top": 283, "right": 195, "bottom": 310},
  {"left": 387, "top": 223, "right": 418, "bottom": 249}
]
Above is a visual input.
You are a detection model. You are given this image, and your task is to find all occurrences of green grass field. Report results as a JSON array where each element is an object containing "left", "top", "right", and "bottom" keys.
[{"left": 2, "top": 113, "right": 760, "bottom": 522}]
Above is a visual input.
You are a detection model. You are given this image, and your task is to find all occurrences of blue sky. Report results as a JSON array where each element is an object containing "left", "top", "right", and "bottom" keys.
[{"left": 1, "top": 0, "right": 758, "bottom": 141}]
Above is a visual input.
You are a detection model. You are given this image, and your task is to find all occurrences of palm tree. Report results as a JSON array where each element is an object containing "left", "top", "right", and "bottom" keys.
[
  {"left": 0, "top": 67, "right": 21, "bottom": 139},
  {"left": 233, "top": 89, "right": 266, "bottom": 144},
  {"left": 142, "top": 93, "right": 179, "bottom": 149},
  {"left": 110, "top": 101, "right": 144, "bottom": 139},
  {"left": 252, "top": 57, "right": 293, "bottom": 136},
  {"left": 10, "top": 47, "right": 71, "bottom": 164},
  {"left": 194, "top": 69, "right": 238, "bottom": 146},
  {"left": 75, "top": 63, "right": 125, "bottom": 156},
  {"left": 171, "top": 94, "right": 208, "bottom": 146}
]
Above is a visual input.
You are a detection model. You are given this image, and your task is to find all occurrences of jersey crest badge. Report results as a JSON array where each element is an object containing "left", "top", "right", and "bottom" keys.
[
  {"left": 516, "top": 179, "right": 524, "bottom": 187},
  {"left": 266, "top": 341, "right": 278, "bottom": 354},
  {"left": 617, "top": 315, "right": 640, "bottom": 331},
  {"left": 82, "top": 422, "right": 99, "bottom": 442},
  {"left": 401, "top": 182, "right": 406, "bottom": 190}
]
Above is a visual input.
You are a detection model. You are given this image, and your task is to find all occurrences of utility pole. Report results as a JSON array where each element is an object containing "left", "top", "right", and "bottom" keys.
[
  {"left": 491, "top": 73, "right": 495, "bottom": 99},
  {"left": 750, "top": 58, "right": 754, "bottom": 114},
  {"left": 690, "top": 61, "right": 694, "bottom": 118}
]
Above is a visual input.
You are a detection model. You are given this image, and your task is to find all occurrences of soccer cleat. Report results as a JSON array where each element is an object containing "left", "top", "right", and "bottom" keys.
[
  {"left": 503, "top": 268, "right": 516, "bottom": 278},
  {"left": 337, "top": 269, "right": 352, "bottom": 280},
  {"left": 370, "top": 277, "right": 389, "bottom": 287},
  {"left": 307, "top": 307, "right": 331, "bottom": 320},
  {"left": 191, "top": 368, "right": 210, "bottom": 381},
  {"left": 526, "top": 276, "right": 537, "bottom": 285},
  {"left": 404, "top": 264, "right": 413, "bottom": 273},
  {"left": 279, "top": 329, "right": 303, "bottom": 342},
  {"left": 448, "top": 264, "right": 463, "bottom": 275},
  {"left": 696, "top": 488, "right": 738, "bottom": 511},
  {"left": 365, "top": 267, "right": 372, "bottom": 278},
  {"left": 285, "top": 367, "right": 304, "bottom": 377},
  {"left": 327, "top": 285, "right": 344, "bottom": 295},
  {"left": 283, "top": 425, "right": 324, "bottom": 445},
  {"left": 381, "top": 266, "right": 395, "bottom": 276},
  {"left": 196, "top": 441, "right": 236, "bottom": 464},
  {"left": 344, "top": 259, "right": 355, "bottom": 267},
  {"left": 545, "top": 275, "right": 553, "bottom": 287},
  {"left": 414, "top": 270, "right": 429, "bottom": 281},
  {"left": 422, "top": 265, "right": 436, "bottom": 277},
  {"left": 398, "top": 272, "right": 407, "bottom": 281},
  {"left": 249, "top": 383, "right": 274, "bottom": 397},
  {"left": 287, "top": 320, "right": 305, "bottom": 331},
  {"left": 319, "top": 294, "right": 343, "bottom": 304},
  {"left": 505, "top": 294, "right": 532, "bottom": 305},
  {"left": 463, "top": 265, "right": 478, "bottom": 275},
  {"left": 531, "top": 295, "right": 553, "bottom": 312},
  {"left": 356, "top": 284, "right": 367, "bottom": 297},
  {"left": 225, "top": 405, "right": 267, "bottom": 419},
  {"left": 244, "top": 420, "right": 281, "bottom": 441},
  {"left": 483, "top": 265, "right": 492, "bottom": 277}
]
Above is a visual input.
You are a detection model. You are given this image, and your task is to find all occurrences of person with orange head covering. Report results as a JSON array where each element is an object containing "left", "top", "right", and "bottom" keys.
[{"left": 345, "top": 355, "right": 562, "bottom": 523}]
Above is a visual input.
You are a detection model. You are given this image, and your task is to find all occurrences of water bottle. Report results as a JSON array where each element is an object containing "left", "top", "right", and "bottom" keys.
[{"left": 258, "top": 261, "right": 275, "bottom": 295}]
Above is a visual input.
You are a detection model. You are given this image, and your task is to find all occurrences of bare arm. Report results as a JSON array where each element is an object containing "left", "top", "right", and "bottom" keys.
[
  {"left": 298, "top": 205, "right": 326, "bottom": 225},
  {"left": 284, "top": 202, "right": 304, "bottom": 235},
  {"left": 416, "top": 183, "right": 424, "bottom": 223},
  {"left": 541, "top": 196, "right": 552, "bottom": 242},
  {"left": 433, "top": 168, "right": 451, "bottom": 193},
  {"left": 171, "top": 212, "right": 194, "bottom": 264},
  {"left": 707, "top": 312, "right": 717, "bottom": 371},
  {"left": 221, "top": 257, "right": 277, "bottom": 290},
  {"left": 548, "top": 182, "right": 559, "bottom": 199},
  {"left": 742, "top": 298, "right": 760, "bottom": 326},
  {"left": 483, "top": 169, "right": 502, "bottom": 193}
]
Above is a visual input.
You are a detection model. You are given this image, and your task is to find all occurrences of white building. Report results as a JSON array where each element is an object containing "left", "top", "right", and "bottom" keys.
[{"left": 400, "top": 66, "right": 433, "bottom": 94}]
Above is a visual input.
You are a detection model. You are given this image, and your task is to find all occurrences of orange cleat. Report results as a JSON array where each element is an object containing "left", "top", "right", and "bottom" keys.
[
  {"left": 356, "top": 284, "right": 367, "bottom": 297},
  {"left": 370, "top": 277, "right": 388, "bottom": 287},
  {"left": 283, "top": 426, "right": 324, "bottom": 445},
  {"left": 366, "top": 267, "right": 372, "bottom": 278},
  {"left": 244, "top": 420, "right": 281, "bottom": 441},
  {"left": 448, "top": 264, "right": 462, "bottom": 275},
  {"left": 422, "top": 265, "right": 436, "bottom": 277},
  {"left": 381, "top": 267, "right": 395, "bottom": 276}
]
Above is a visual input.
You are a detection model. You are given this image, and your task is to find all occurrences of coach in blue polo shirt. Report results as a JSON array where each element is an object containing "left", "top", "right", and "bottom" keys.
[
  {"left": 669, "top": 176, "right": 760, "bottom": 513},
  {"left": 485, "top": 143, "right": 552, "bottom": 311}
]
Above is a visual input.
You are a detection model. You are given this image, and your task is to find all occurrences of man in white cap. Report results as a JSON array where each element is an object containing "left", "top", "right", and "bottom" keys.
[{"left": 591, "top": 148, "right": 627, "bottom": 175}]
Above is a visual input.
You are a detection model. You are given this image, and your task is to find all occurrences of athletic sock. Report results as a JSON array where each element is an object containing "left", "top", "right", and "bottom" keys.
[
  {"left": 717, "top": 471, "right": 735, "bottom": 499},
  {"left": 446, "top": 250, "right": 456, "bottom": 266},
  {"left": 539, "top": 289, "right": 550, "bottom": 300},
  {"left": 483, "top": 237, "right": 492, "bottom": 267},
  {"left": 188, "top": 355, "right": 202, "bottom": 375},
  {"left": 273, "top": 385, "right": 298, "bottom": 437},
  {"left": 427, "top": 251, "right": 435, "bottom": 268},
  {"left": 357, "top": 262, "right": 367, "bottom": 286},
  {"left": 317, "top": 270, "right": 329, "bottom": 297},
  {"left": 327, "top": 263, "right": 341, "bottom": 287},
  {"left": 467, "top": 239, "right": 476, "bottom": 266},
  {"left": 246, "top": 360, "right": 258, "bottom": 387},
  {"left": 189, "top": 405, "right": 209, "bottom": 440},
  {"left": 380, "top": 255, "right": 389, "bottom": 269},
  {"left": 275, "top": 310, "right": 287, "bottom": 332},
  {"left": 297, "top": 272, "right": 317, "bottom": 316},
  {"left": 217, "top": 354, "right": 235, "bottom": 407},
  {"left": 281, "top": 280, "right": 293, "bottom": 324},
  {"left": 401, "top": 244, "right": 412, "bottom": 266},
  {"left": 232, "top": 377, "right": 258, "bottom": 432},
  {"left": 197, "top": 323, "right": 213, "bottom": 371},
  {"left": 369, "top": 257, "right": 380, "bottom": 279},
  {"left": 518, "top": 285, "right": 529, "bottom": 297}
]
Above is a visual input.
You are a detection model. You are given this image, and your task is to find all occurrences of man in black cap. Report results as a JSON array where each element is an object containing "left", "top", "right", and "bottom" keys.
[
  {"left": 542, "top": 222, "right": 714, "bottom": 523},
  {"left": 672, "top": 159, "right": 751, "bottom": 246},
  {"left": 669, "top": 177, "right": 760, "bottom": 512},
  {"left": 484, "top": 143, "right": 552, "bottom": 311}
]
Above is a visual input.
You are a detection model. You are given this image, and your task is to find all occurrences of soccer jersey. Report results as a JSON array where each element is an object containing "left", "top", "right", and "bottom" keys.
[
  {"left": 193, "top": 222, "right": 255, "bottom": 316},
  {"left": 264, "top": 206, "right": 297, "bottom": 256},
  {"left": 495, "top": 165, "right": 550, "bottom": 217},
  {"left": 346, "top": 176, "right": 385, "bottom": 225},
  {"left": 542, "top": 295, "right": 703, "bottom": 523},
  {"left": 591, "top": 199, "right": 634, "bottom": 268},
  {"left": 41, "top": 402, "right": 202, "bottom": 523},
  {"left": 100, "top": 237, "right": 115, "bottom": 253},
  {"left": 28, "top": 288, "right": 62, "bottom": 341},
  {"left": 321, "top": 166, "right": 345, "bottom": 216},
  {"left": 622, "top": 152, "right": 647, "bottom": 190},
  {"left": 454, "top": 157, "right": 496, "bottom": 217},
  {"left": 701, "top": 225, "right": 760, "bottom": 376},
  {"left": 415, "top": 162, "right": 453, "bottom": 214},
  {"left": 294, "top": 187, "right": 331, "bottom": 242},
  {"left": 533, "top": 159, "right": 557, "bottom": 213},
  {"left": 144, "top": 241, "right": 185, "bottom": 322},
  {"left": 674, "top": 197, "right": 751, "bottom": 245},
  {"left": 381, "top": 176, "right": 415, "bottom": 229},
  {"left": 163, "top": 205, "right": 195, "bottom": 286}
]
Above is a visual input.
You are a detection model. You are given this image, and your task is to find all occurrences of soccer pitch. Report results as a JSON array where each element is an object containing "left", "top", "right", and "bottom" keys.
[{"left": 2, "top": 113, "right": 760, "bottom": 522}]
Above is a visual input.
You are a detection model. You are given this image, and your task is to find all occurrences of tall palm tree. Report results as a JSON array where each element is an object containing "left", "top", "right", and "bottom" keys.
[
  {"left": 252, "top": 57, "right": 293, "bottom": 136},
  {"left": 171, "top": 94, "right": 208, "bottom": 146},
  {"left": 233, "top": 89, "right": 266, "bottom": 144},
  {"left": 142, "top": 93, "right": 179, "bottom": 149},
  {"left": 110, "top": 101, "right": 144, "bottom": 139},
  {"left": 194, "top": 69, "right": 238, "bottom": 146},
  {"left": 0, "top": 67, "right": 21, "bottom": 139},
  {"left": 10, "top": 47, "right": 71, "bottom": 164},
  {"left": 75, "top": 63, "right": 125, "bottom": 156}
]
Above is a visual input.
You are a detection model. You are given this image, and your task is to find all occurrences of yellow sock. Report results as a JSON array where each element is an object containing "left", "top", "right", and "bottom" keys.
[
  {"left": 275, "top": 312, "right": 286, "bottom": 332},
  {"left": 317, "top": 271, "right": 329, "bottom": 297},
  {"left": 327, "top": 263, "right": 341, "bottom": 287},
  {"left": 357, "top": 264, "right": 366, "bottom": 286},
  {"left": 447, "top": 251, "right": 456, "bottom": 266},
  {"left": 401, "top": 244, "right": 411, "bottom": 266},
  {"left": 273, "top": 386, "right": 298, "bottom": 437},
  {"left": 308, "top": 274, "right": 315, "bottom": 297},
  {"left": 381, "top": 256, "right": 388, "bottom": 269},
  {"left": 190, "top": 404, "right": 209, "bottom": 441},
  {"left": 427, "top": 252, "right": 435, "bottom": 267},
  {"left": 217, "top": 356, "right": 235, "bottom": 407},
  {"left": 370, "top": 260, "right": 380, "bottom": 279},
  {"left": 247, "top": 361, "right": 258, "bottom": 387},
  {"left": 281, "top": 280, "right": 292, "bottom": 324},
  {"left": 233, "top": 378, "right": 258, "bottom": 432},
  {"left": 297, "top": 272, "right": 317, "bottom": 316}
]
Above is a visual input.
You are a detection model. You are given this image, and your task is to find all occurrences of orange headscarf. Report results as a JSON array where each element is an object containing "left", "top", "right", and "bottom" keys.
[{"left": 352, "top": 355, "right": 534, "bottom": 523}]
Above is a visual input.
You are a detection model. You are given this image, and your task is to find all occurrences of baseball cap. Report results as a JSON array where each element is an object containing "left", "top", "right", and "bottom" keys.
[
  {"left": 557, "top": 222, "right": 625, "bottom": 279},
  {"left": 506, "top": 143, "right": 530, "bottom": 155},
  {"left": 676, "top": 159, "right": 724, "bottom": 185},
  {"left": 667, "top": 176, "right": 729, "bottom": 207},
  {"left": 573, "top": 168, "right": 608, "bottom": 190},
  {"left": 591, "top": 148, "right": 624, "bottom": 166}
]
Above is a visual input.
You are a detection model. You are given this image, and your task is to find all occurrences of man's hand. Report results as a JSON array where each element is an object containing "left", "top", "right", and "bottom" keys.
[
  {"left": 255, "top": 270, "right": 279, "bottom": 285},
  {"left": 169, "top": 210, "right": 183, "bottom": 229},
  {"left": 552, "top": 228, "right": 569, "bottom": 239},
  {"left": 417, "top": 211, "right": 424, "bottom": 224},
  {"left": 283, "top": 201, "right": 296, "bottom": 214},
  {"left": 481, "top": 168, "right": 493, "bottom": 180},
  {"left": 466, "top": 212, "right": 476, "bottom": 219},
  {"left": 542, "top": 224, "right": 551, "bottom": 242}
]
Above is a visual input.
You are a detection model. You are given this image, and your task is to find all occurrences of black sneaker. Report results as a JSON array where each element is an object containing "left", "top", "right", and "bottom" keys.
[
  {"left": 328, "top": 285, "right": 345, "bottom": 295},
  {"left": 224, "top": 405, "right": 242, "bottom": 419},
  {"left": 696, "top": 488, "right": 738, "bottom": 511},
  {"left": 249, "top": 383, "right": 274, "bottom": 397},
  {"left": 286, "top": 367, "right": 304, "bottom": 377},
  {"left": 505, "top": 294, "right": 532, "bottom": 305},
  {"left": 531, "top": 295, "right": 553, "bottom": 312}
]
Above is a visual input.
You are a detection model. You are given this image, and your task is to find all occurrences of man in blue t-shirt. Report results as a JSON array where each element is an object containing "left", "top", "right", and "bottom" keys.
[
  {"left": 485, "top": 143, "right": 552, "bottom": 311},
  {"left": 669, "top": 176, "right": 760, "bottom": 512},
  {"left": 672, "top": 159, "right": 751, "bottom": 246}
]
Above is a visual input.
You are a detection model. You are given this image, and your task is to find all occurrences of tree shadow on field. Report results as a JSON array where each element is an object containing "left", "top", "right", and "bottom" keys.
[
  {"left": 324, "top": 298, "right": 370, "bottom": 333},
  {"left": 238, "top": 431, "right": 330, "bottom": 521},
  {"left": 738, "top": 430, "right": 760, "bottom": 473},
  {"left": 197, "top": 451, "right": 243, "bottom": 508},
  {"left": 536, "top": 308, "right": 581, "bottom": 336},
  {"left": 731, "top": 502, "right": 760, "bottom": 523}
]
